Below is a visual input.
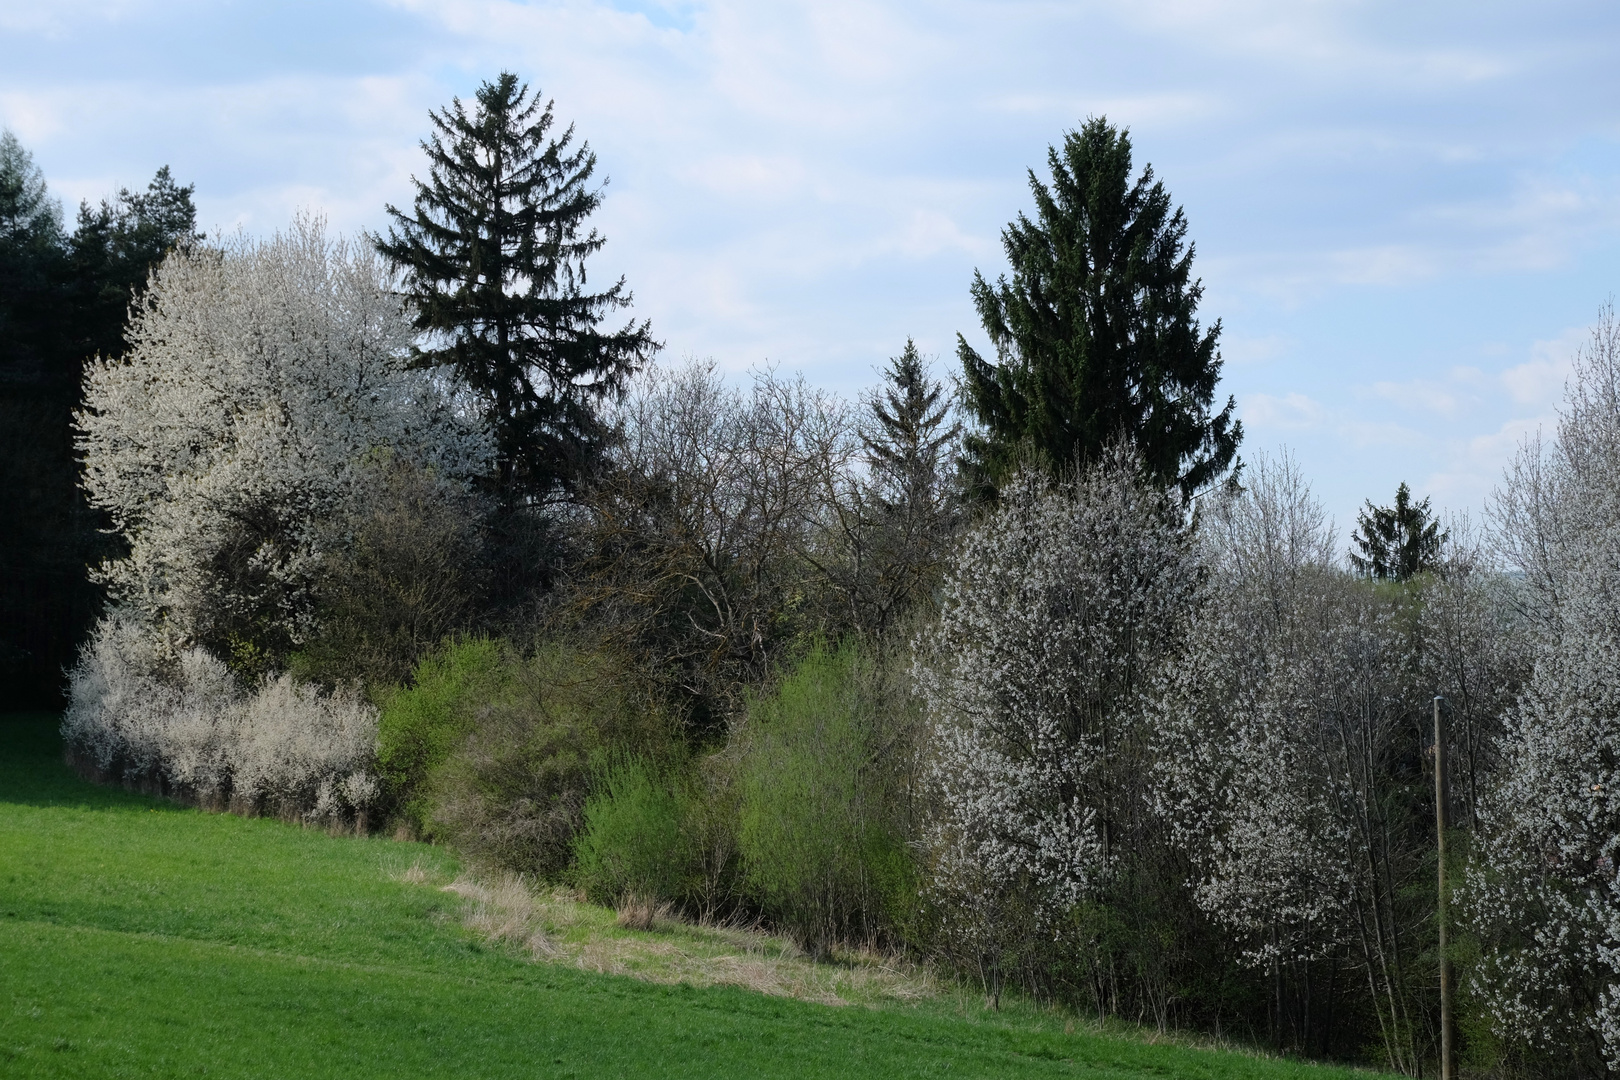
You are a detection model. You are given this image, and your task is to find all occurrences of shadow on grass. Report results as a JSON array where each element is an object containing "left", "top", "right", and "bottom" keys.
[{"left": 0, "top": 712, "right": 177, "bottom": 812}]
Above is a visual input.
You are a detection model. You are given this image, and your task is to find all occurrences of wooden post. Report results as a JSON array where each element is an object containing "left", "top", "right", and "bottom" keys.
[{"left": 1435, "top": 695, "right": 1453, "bottom": 1080}]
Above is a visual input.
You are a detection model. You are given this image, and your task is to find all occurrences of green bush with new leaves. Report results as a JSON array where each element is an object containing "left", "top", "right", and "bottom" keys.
[
  {"left": 378, "top": 637, "right": 677, "bottom": 876},
  {"left": 736, "top": 643, "right": 919, "bottom": 952},
  {"left": 572, "top": 756, "right": 697, "bottom": 905}
]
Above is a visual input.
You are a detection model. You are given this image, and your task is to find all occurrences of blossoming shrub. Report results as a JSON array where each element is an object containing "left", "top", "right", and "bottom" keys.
[
  {"left": 1152, "top": 454, "right": 1437, "bottom": 1065},
  {"left": 1154, "top": 454, "right": 1368, "bottom": 968},
  {"left": 64, "top": 614, "right": 378, "bottom": 821}
]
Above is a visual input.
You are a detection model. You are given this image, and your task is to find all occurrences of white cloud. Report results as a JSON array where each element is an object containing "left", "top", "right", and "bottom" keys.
[
  {"left": 1221, "top": 333, "right": 1291, "bottom": 367},
  {"left": 875, "top": 207, "right": 990, "bottom": 260},
  {"left": 988, "top": 90, "right": 1224, "bottom": 128},
  {"left": 678, "top": 153, "right": 812, "bottom": 200},
  {"left": 1370, "top": 370, "right": 1486, "bottom": 419},
  {"left": 0, "top": 0, "right": 153, "bottom": 35},
  {"left": 0, "top": 91, "right": 67, "bottom": 142},
  {"left": 1242, "top": 391, "right": 1324, "bottom": 431}
]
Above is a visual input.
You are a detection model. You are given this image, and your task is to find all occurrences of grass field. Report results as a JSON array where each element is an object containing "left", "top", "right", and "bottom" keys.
[{"left": 0, "top": 711, "right": 1385, "bottom": 1079}]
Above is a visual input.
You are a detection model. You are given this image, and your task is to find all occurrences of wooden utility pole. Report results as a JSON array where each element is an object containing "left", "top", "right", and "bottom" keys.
[{"left": 1435, "top": 695, "right": 1453, "bottom": 1080}]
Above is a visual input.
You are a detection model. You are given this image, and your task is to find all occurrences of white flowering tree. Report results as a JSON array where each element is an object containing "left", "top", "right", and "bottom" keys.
[
  {"left": 67, "top": 217, "right": 492, "bottom": 817},
  {"left": 77, "top": 216, "right": 492, "bottom": 665},
  {"left": 1154, "top": 454, "right": 1356, "bottom": 969},
  {"left": 1152, "top": 452, "right": 1515, "bottom": 1072},
  {"left": 915, "top": 445, "right": 1199, "bottom": 1007},
  {"left": 1464, "top": 307, "right": 1620, "bottom": 1075}
]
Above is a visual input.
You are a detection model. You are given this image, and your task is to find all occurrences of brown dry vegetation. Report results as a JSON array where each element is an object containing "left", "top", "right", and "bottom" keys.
[{"left": 410, "top": 863, "right": 941, "bottom": 1009}]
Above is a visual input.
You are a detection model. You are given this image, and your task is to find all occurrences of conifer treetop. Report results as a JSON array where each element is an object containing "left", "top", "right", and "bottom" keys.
[
  {"left": 958, "top": 117, "right": 1240, "bottom": 500},
  {"left": 378, "top": 72, "right": 658, "bottom": 505}
]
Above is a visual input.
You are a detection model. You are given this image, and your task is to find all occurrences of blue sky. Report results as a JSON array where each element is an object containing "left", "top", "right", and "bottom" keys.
[{"left": 5, "top": 0, "right": 1620, "bottom": 535}]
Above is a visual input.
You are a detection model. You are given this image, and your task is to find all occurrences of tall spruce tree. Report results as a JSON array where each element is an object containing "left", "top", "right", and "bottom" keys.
[
  {"left": 378, "top": 72, "right": 658, "bottom": 507},
  {"left": 958, "top": 117, "right": 1239, "bottom": 499},
  {"left": 864, "top": 339, "right": 958, "bottom": 516},
  {"left": 1348, "top": 482, "right": 1447, "bottom": 580}
]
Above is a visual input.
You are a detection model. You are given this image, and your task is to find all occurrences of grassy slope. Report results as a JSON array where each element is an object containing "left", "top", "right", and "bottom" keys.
[{"left": 1, "top": 713, "right": 1381, "bottom": 1079}]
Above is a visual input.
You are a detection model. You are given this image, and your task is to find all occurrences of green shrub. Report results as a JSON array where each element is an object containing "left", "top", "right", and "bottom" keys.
[
  {"left": 573, "top": 757, "right": 695, "bottom": 905},
  {"left": 427, "top": 640, "right": 677, "bottom": 877},
  {"left": 375, "top": 637, "right": 506, "bottom": 833},
  {"left": 736, "top": 642, "right": 918, "bottom": 952},
  {"left": 682, "top": 750, "right": 744, "bottom": 920},
  {"left": 376, "top": 636, "right": 677, "bottom": 878}
]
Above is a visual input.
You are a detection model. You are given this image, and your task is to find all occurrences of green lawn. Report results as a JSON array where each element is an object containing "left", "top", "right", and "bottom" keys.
[{"left": 1, "top": 712, "right": 1381, "bottom": 1079}]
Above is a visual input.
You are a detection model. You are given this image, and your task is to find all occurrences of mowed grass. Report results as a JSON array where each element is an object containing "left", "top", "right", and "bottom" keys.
[{"left": 1, "top": 713, "right": 1383, "bottom": 1079}]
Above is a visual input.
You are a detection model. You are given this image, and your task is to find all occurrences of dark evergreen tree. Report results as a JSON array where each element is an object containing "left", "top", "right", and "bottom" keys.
[
  {"left": 957, "top": 117, "right": 1240, "bottom": 499},
  {"left": 65, "top": 165, "right": 203, "bottom": 366},
  {"left": 0, "top": 130, "right": 65, "bottom": 389},
  {"left": 856, "top": 339, "right": 960, "bottom": 632},
  {"left": 378, "top": 72, "right": 658, "bottom": 508},
  {"left": 865, "top": 340, "right": 958, "bottom": 512},
  {"left": 0, "top": 131, "right": 199, "bottom": 703},
  {"left": 1349, "top": 482, "right": 1447, "bottom": 580}
]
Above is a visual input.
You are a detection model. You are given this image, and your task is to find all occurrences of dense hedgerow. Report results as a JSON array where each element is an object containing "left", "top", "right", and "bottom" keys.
[
  {"left": 53, "top": 196, "right": 1620, "bottom": 1076},
  {"left": 374, "top": 637, "right": 508, "bottom": 833},
  {"left": 544, "top": 640, "right": 921, "bottom": 949}
]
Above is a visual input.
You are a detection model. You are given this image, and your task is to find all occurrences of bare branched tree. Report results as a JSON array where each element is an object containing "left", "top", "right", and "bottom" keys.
[{"left": 573, "top": 361, "right": 855, "bottom": 727}]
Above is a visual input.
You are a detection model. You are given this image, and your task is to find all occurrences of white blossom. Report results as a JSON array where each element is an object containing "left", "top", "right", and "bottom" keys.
[
  {"left": 1465, "top": 306, "right": 1620, "bottom": 1071},
  {"left": 65, "top": 216, "right": 489, "bottom": 819},
  {"left": 76, "top": 215, "right": 492, "bottom": 655},
  {"left": 1154, "top": 453, "right": 1356, "bottom": 966},
  {"left": 915, "top": 445, "right": 1198, "bottom": 994},
  {"left": 63, "top": 614, "right": 379, "bottom": 820},
  {"left": 1155, "top": 452, "right": 1453, "bottom": 1074}
]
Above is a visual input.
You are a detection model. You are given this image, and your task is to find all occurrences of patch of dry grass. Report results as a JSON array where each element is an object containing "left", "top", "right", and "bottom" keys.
[
  {"left": 392, "top": 856, "right": 434, "bottom": 886},
  {"left": 614, "top": 894, "right": 676, "bottom": 932},
  {"left": 426, "top": 870, "right": 941, "bottom": 1009},
  {"left": 441, "top": 874, "right": 557, "bottom": 958}
]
